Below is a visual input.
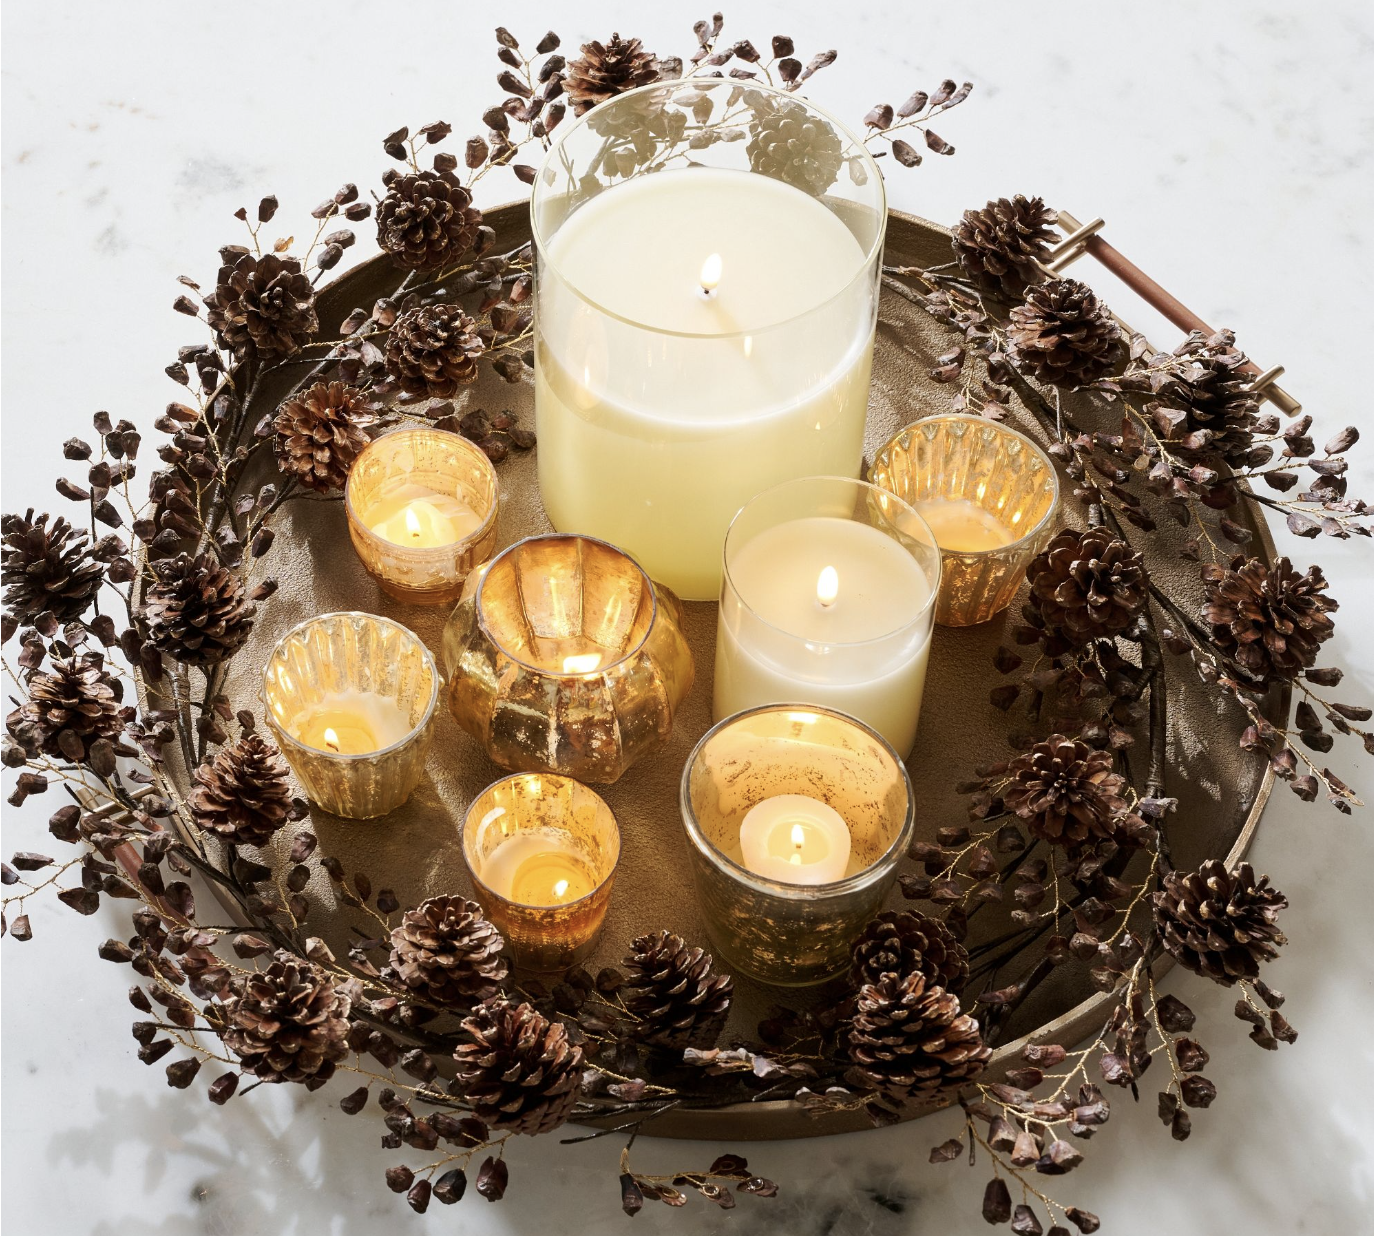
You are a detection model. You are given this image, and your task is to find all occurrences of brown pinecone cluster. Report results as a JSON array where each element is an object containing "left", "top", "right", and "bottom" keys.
[
  {"left": 622, "top": 930, "right": 733, "bottom": 1050},
  {"left": 188, "top": 734, "right": 294, "bottom": 847},
  {"left": 1153, "top": 860, "right": 1287, "bottom": 985},
  {"left": 205, "top": 249, "right": 318, "bottom": 362},
  {"left": 565, "top": 34, "right": 660, "bottom": 114},
  {"left": 142, "top": 552, "right": 255, "bottom": 666},
  {"left": 273, "top": 381, "right": 372, "bottom": 492},
  {"left": 1009, "top": 278, "right": 1123, "bottom": 388},
  {"left": 455, "top": 997, "right": 583, "bottom": 1134},
  {"left": 388, "top": 896, "right": 508, "bottom": 1010},
  {"left": 6, "top": 655, "right": 123, "bottom": 762},
  {"left": 1202, "top": 556, "right": 1336, "bottom": 686},
  {"left": 952, "top": 195, "right": 1058, "bottom": 299},
  {"left": 223, "top": 952, "right": 352, "bottom": 1086},
  {"left": 1026, "top": 526, "right": 1147, "bottom": 648},
  {"left": 850, "top": 911, "right": 969, "bottom": 994},
  {"left": 1003, "top": 735, "right": 1128, "bottom": 848},
  {"left": 376, "top": 168, "right": 482, "bottom": 272},
  {"left": 2, "top": 511, "right": 104, "bottom": 625},
  {"left": 385, "top": 303, "right": 485, "bottom": 398},
  {"left": 746, "top": 102, "right": 845, "bottom": 196}
]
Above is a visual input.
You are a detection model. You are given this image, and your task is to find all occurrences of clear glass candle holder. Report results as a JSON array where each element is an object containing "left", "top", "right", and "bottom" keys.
[
  {"left": 532, "top": 79, "right": 886, "bottom": 601},
  {"left": 262, "top": 612, "right": 439, "bottom": 819},
  {"left": 462, "top": 772, "right": 620, "bottom": 972},
  {"left": 870, "top": 415, "right": 1060, "bottom": 626},
  {"left": 680, "top": 704, "right": 915, "bottom": 987},
  {"left": 345, "top": 426, "right": 499, "bottom": 606},
  {"left": 713, "top": 475, "right": 940, "bottom": 759},
  {"left": 443, "top": 534, "right": 694, "bottom": 784}
]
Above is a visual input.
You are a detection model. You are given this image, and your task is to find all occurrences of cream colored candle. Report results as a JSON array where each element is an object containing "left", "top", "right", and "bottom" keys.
[
  {"left": 289, "top": 690, "right": 412, "bottom": 755},
  {"left": 478, "top": 831, "right": 597, "bottom": 906},
  {"left": 739, "top": 794, "right": 852, "bottom": 885},
  {"left": 914, "top": 498, "right": 1013, "bottom": 553},
  {"left": 361, "top": 481, "right": 484, "bottom": 548}
]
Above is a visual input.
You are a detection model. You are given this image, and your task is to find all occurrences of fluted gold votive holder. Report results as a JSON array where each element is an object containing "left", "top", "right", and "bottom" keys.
[
  {"left": 870, "top": 414, "right": 1060, "bottom": 626},
  {"left": 345, "top": 427, "right": 499, "bottom": 606},
  {"left": 680, "top": 704, "right": 914, "bottom": 987},
  {"left": 463, "top": 773, "right": 620, "bottom": 972},
  {"left": 442, "top": 534, "right": 694, "bottom": 784},
  {"left": 262, "top": 612, "right": 439, "bottom": 819}
]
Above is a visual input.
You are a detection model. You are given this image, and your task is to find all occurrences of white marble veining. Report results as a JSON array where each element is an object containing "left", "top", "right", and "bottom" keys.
[{"left": 4, "top": 2, "right": 1374, "bottom": 1232}]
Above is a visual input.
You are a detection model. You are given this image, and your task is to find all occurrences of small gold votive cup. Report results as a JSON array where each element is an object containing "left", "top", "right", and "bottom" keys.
[
  {"left": 870, "top": 414, "right": 1060, "bottom": 627},
  {"left": 442, "top": 534, "right": 695, "bottom": 784},
  {"left": 345, "top": 426, "right": 499, "bottom": 606},
  {"left": 680, "top": 704, "right": 915, "bottom": 987},
  {"left": 262, "top": 612, "right": 439, "bottom": 819},
  {"left": 463, "top": 772, "right": 620, "bottom": 972}
]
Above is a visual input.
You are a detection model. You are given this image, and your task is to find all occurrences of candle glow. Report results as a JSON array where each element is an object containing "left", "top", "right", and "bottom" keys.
[
  {"left": 816, "top": 565, "right": 839, "bottom": 608},
  {"left": 699, "top": 252, "right": 723, "bottom": 295}
]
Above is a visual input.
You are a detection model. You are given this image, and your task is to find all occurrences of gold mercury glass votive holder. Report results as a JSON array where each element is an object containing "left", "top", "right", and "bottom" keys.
[
  {"left": 870, "top": 414, "right": 1060, "bottom": 627},
  {"left": 345, "top": 426, "right": 500, "bottom": 606},
  {"left": 262, "top": 612, "right": 439, "bottom": 819},
  {"left": 463, "top": 772, "right": 620, "bottom": 972},
  {"left": 680, "top": 704, "right": 915, "bottom": 987},
  {"left": 442, "top": 533, "right": 694, "bottom": 784}
]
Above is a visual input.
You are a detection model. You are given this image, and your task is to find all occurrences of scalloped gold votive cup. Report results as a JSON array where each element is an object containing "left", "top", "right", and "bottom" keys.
[
  {"left": 262, "top": 612, "right": 439, "bottom": 819},
  {"left": 463, "top": 773, "right": 620, "bottom": 972},
  {"left": 345, "top": 427, "right": 500, "bottom": 606},
  {"left": 870, "top": 415, "right": 1060, "bottom": 627},
  {"left": 680, "top": 704, "right": 915, "bottom": 987},
  {"left": 442, "top": 534, "right": 695, "bottom": 784}
]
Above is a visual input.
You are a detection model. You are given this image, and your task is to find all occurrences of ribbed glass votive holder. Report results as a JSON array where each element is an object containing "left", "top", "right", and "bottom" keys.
[
  {"left": 462, "top": 773, "right": 620, "bottom": 972},
  {"left": 870, "top": 414, "right": 1060, "bottom": 626},
  {"left": 680, "top": 704, "right": 914, "bottom": 987},
  {"left": 345, "top": 427, "right": 499, "bottom": 605},
  {"left": 262, "top": 612, "right": 439, "bottom": 819}
]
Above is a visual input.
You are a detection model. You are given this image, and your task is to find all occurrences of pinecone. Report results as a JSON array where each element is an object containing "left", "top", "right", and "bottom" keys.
[
  {"left": 454, "top": 997, "right": 583, "bottom": 1135},
  {"left": 1153, "top": 860, "right": 1287, "bottom": 985},
  {"left": 384, "top": 303, "right": 485, "bottom": 398},
  {"left": 187, "top": 734, "right": 294, "bottom": 847},
  {"left": 223, "top": 951, "right": 352, "bottom": 1085},
  {"left": 142, "top": 552, "right": 255, "bottom": 666},
  {"left": 388, "top": 896, "right": 508, "bottom": 1009},
  {"left": 845, "top": 972, "right": 991, "bottom": 1115},
  {"left": 1002, "top": 735, "right": 1128, "bottom": 848},
  {"left": 622, "top": 929, "right": 734, "bottom": 1051},
  {"left": 273, "top": 381, "right": 371, "bottom": 493},
  {"left": 1202, "top": 556, "right": 1336, "bottom": 686},
  {"left": 1026, "top": 527, "right": 1147, "bottom": 647},
  {"left": 745, "top": 103, "right": 845, "bottom": 197},
  {"left": 2, "top": 510, "right": 104, "bottom": 625},
  {"left": 6, "top": 655, "right": 122, "bottom": 762},
  {"left": 376, "top": 168, "right": 482, "bottom": 272},
  {"left": 951, "top": 196, "right": 1058, "bottom": 299},
  {"left": 1008, "top": 278, "right": 1123, "bottom": 388},
  {"left": 851, "top": 911, "right": 970, "bottom": 994},
  {"left": 205, "top": 250, "right": 318, "bottom": 362},
  {"left": 565, "top": 34, "right": 660, "bottom": 115}
]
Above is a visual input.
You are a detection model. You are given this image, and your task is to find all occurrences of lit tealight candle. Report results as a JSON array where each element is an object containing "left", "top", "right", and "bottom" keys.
[
  {"left": 361, "top": 481, "right": 485, "bottom": 549},
  {"left": 287, "top": 690, "right": 412, "bottom": 755},
  {"left": 739, "top": 793, "right": 851, "bottom": 885},
  {"left": 913, "top": 497, "right": 1013, "bottom": 554},
  {"left": 479, "top": 830, "right": 597, "bottom": 906}
]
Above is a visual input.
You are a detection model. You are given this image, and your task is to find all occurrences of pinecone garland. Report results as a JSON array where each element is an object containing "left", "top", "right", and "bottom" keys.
[
  {"left": 376, "top": 168, "right": 482, "bottom": 272},
  {"left": 143, "top": 552, "right": 255, "bottom": 666},
  {"left": 846, "top": 972, "right": 991, "bottom": 1115},
  {"left": 951, "top": 196, "right": 1058, "bottom": 299},
  {"left": 1153, "top": 860, "right": 1287, "bottom": 985},
  {"left": 223, "top": 951, "right": 352, "bottom": 1085},
  {"left": 565, "top": 34, "right": 660, "bottom": 114},
  {"left": 851, "top": 911, "right": 970, "bottom": 994},
  {"left": 1002, "top": 735, "right": 1128, "bottom": 848},
  {"left": 384, "top": 303, "right": 485, "bottom": 398},
  {"left": 622, "top": 930, "right": 734, "bottom": 1051},
  {"left": 187, "top": 734, "right": 294, "bottom": 847},
  {"left": 205, "top": 250, "right": 318, "bottom": 362},
  {"left": 454, "top": 998, "right": 584, "bottom": 1135},
  {"left": 273, "top": 381, "right": 371, "bottom": 492},
  {"left": 1026, "top": 527, "right": 1147, "bottom": 647},
  {"left": 2, "top": 511, "right": 104, "bottom": 625},
  {"left": 1008, "top": 278, "right": 1123, "bottom": 388},
  {"left": 388, "top": 896, "right": 508, "bottom": 1009},
  {"left": 6, "top": 656, "right": 122, "bottom": 762},
  {"left": 745, "top": 104, "right": 845, "bottom": 196},
  {"left": 1202, "top": 556, "right": 1336, "bottom": 686}
]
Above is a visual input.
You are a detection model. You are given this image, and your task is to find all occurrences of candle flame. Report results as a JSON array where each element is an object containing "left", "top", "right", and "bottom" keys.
[
  {"left": 562, "top": 652, "right": 602, "bottom": 674},
  {"left": 323, "top": 727, "right": 341, "bottom": 753},
  {"left": 699, "top": 252, "right": 723, "bottom": 294},
  {"left": 743, "top": 335, "right": 753, "bottom": 359},
  {"left": 404, "top": 506, "right": 423, "bottom": 540},
  {"left": 790, "top": 823, "right": 806, "bottom": 849},
  {"left": 553, "top": 878, "right": 570, "bottom": 900},
  {"left": 816, "top": 565, "right": 839, "bottom": 607}
]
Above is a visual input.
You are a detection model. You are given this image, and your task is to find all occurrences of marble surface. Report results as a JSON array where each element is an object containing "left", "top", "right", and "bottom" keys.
[{"left": 3, "top": 2, "right": 1373, "bottom": 1231}]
